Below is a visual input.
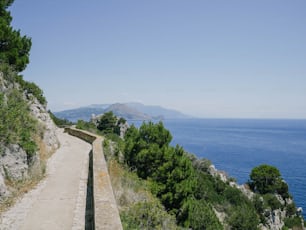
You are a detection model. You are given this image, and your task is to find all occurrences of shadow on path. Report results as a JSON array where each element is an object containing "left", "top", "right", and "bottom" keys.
[{"left": 85, "top": 150, "right": 94, "bottom": 230}]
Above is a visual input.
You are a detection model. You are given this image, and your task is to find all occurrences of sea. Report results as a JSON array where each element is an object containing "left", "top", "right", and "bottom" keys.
[{"left": 131, "top": 118, "right": 306, "bottom": 219}]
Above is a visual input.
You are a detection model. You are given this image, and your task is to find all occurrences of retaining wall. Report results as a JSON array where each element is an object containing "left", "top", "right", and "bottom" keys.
[{"left": 65, "top": 127, "right": 123, "bottom": 230}]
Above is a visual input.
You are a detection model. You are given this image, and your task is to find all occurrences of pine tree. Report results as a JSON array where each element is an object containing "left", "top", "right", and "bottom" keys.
[{"left": 0, "top": 0, "right": 31, "bottom": 72}]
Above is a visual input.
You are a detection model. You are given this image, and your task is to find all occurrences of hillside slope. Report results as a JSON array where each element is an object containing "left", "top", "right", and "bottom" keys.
[{"left": 0, "top": 65, "right": 59, "bottom": 205}]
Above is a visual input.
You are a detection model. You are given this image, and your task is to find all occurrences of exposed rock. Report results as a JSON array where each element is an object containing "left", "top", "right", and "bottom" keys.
[
  {"left": 0, "top": 172, "right": 8, "bottom": 198},
  {"left": 29, "top": 97, "right": 59, "bottom": 153},
  {"left": 118, "top": 122, "right": 129, "bottom": 139},
  {"left": 0, "top": 70, "right": 59, "bottom": 201},
  {"left": 0, "top": 144, "right": 28, "bottom": 181},
  {"left": 91, "top": 114, "right": 129, "bottom": 139},
  {"left": 259, "top": 209, "right": 285, "bottom": 230},
  {"left": 208, "top": 164, "right": 228, "bottom": 182},
  {"left": 207, "top": 164, "right": 303, "bottom": 230}
]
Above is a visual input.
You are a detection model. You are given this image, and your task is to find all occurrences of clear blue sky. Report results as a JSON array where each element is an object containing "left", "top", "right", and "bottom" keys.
[{"left": 10, "top": 0, "right": 306, "bottom": 118}]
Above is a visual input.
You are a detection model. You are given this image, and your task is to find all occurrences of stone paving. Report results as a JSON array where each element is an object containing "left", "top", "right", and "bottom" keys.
[{"left": 0, "top": 129, "right": 91, "bottom": 230}]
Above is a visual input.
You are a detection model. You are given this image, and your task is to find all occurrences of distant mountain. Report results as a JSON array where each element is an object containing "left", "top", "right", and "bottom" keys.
[
  {"left": 54, "top": 104, "right": 109, "bottom": 122},
  {"left": 54, "top": 103, "right": 191, "bottom": 122},
  {"left": 126, "top": 102, "right": 190, "bottom": 119},
  {"left": 104, "top": 103, "right": 151, "bottom": 120}
]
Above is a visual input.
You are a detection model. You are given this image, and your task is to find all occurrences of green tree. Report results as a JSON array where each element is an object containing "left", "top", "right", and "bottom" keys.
[
  {"left": 249, "top": 164, "right": 282, "bottom": 194},
  {"left": 152, "top": 146, "right": 197, "bottom": 216},
  {"left": 124, "top": 121, "right": 172, "bottom": 177},
  {"left": 97, "top": 111, "right": 117, "bottom": 134},
  {"left": 138, "top": 121, "right": 172, "bottom": 148},
  {"left": 0, "top": 0, "right": 31, "bottom": 72},
  {"left": 124, "top": 122, "right": 197, "bottom": 223}
]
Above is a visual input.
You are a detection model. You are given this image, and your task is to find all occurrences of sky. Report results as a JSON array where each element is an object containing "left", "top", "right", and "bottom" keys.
[{"left": 9, "top": 0, "right": 306, "bottom": 118}]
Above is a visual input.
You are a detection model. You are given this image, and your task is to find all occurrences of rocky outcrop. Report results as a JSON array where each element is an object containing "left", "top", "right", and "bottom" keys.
[
  {"left": 0, "top": 70, "right": 59, "bottom": 201},
  {"left": 259, "top": 209, "right": 286, "bottom": 230},
  {"left": 0, "top": 172, "right": 8, "bottom": 197},
  {"left": 29, "top": 97, "right": 59, "bottom": 153},
  {"left": 91, "top": 114, "right": 129, "bottom": 138},
  {"left": 0, "top": 144, "right": 29, "bottom": 181},
  {"left": 207, "top": 164, "right": 305, "bottom": 230}
]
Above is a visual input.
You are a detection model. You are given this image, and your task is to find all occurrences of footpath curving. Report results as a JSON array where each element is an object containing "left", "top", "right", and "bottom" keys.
[
  {"left": 65, "top": 127, "right": 123, "bottom": 230},
  {"left": 0, "top": 129, "right": 92, "bottom": 229}
]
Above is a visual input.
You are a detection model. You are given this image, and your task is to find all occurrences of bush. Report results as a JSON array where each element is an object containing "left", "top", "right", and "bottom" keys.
[
  {"left": 76, "top": 120, "right": 97, "bottom": 133},
  {"left": 15, "top": 75, "right": 46, "bottom": 105},
  {"left": 224, "top": 186, "right": 246, "bottom": 206},
  {"left": 263, "top": 194, "right": 282, "bottom": 210},
  {"left": 227, "top": 204, "right": 259, "bottom": 230},
  {"left": 121, "top": 201, "right": 177, "bottom": 230},
  {"left": 48, "top": 110, "right": 72, "bottom": 127},
  {"left": 284, "top": 216, "right": 303, "bottom": 229},
  {"left": 286, "top": 202, "right": 297, "bottom": 216},
  {"left": 0, "top": 88, "right": 38, "bottom": 159},
  {"left": 180, "top": 198, "right": 222, "bottom": 230}
]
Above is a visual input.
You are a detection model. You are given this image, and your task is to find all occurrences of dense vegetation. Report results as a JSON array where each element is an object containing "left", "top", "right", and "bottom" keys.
[
  {"left": 48, "top": 110, "right": 72, "bottom": 127},
  {"left": 0, "top": 65, "right": 38, "bottom": 160},
  {"left": 93, "top": 115, "right": 305, "bottom": 229},
  {"left": 248, "top": 164, "right": 304, "bottom": 229},
  {"left": 0, "top": 0, "right": 46, "bottom": 164},
  {"left": 123, "top": 122, "right": 260, "bottom": 229},
  {"left": 249, "top": 164, "right": 290, "bottom": 198},
  {"left": 97, "top": 111, "right": 126, "bottom": 136}
]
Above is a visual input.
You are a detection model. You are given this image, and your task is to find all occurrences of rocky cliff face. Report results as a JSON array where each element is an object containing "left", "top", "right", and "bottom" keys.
[
  {"left": 0, "top": 70, "right": 59, "bottom": 200},
  {"left": 208, "top": 164, "right": 305, "bottom": 230},
  {"left": 29, "top": 97, "right": 59, "bottom": 153}
]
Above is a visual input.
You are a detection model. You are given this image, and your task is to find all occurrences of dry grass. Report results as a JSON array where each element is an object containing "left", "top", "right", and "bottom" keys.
[
  {"left": 108, "top": 159, "right": 151, "bottom": 209},
  {"left": 107, "top": 155, "right": 179, "bottom": 229},
  {"left": 0, "top": 174, "right": 44, "bottom": 213},
  {"left": 0, "top": 136, "right": 57, "bottom": 214}
]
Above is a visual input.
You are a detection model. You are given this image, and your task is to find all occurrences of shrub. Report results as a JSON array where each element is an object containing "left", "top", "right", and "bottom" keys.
[
  {"left": 180, "top": 198, "right": 222, "bottom": 230},
  {"left": 227, "top": 204, "right": 259, "bottom": 230},
  {"left": 0, "top": 88, "right": 38, "bottom": 159},
  {"left": 76, "top": 120, "right": 97, "bottom": 133},
  {"left": 286, "top": 202, "right": 297, "bottom": 216},
  {"left": 15, "top": 75, "right": 46, "bottom": 105},
  {"left": 284, "top": 216, "right": 303, "bottom": 229},
  {"left": 121, "top": 201, "right": 177, "bottom": 230},
  {"left": 263, "top": 194, "right": 282, "bottom": 210},
  {"left": 48, "top": 110, "right": 72, "bottom": 127}
]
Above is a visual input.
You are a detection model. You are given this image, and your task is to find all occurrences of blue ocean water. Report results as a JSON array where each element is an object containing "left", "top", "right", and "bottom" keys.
[{"left": 158, "top": 119, "right": 306, "bottom": 218}]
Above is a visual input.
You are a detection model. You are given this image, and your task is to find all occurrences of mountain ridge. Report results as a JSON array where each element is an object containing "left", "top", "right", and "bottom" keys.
[{"left": 54, "top": 102, "right": 191, "bottom": 122}]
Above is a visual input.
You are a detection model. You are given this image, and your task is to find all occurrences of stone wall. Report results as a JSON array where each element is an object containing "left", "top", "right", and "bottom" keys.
[{"left": 64, "top": 127, "right": 123, "bottom": 230}]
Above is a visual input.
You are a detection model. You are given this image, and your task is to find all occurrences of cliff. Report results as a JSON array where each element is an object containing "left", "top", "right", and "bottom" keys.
[
  {"left": 206, "top": 162, "right": 305, "bottom": 230},
  {"left": 0, "top": 66, "right": 59, "bottom": 203}
]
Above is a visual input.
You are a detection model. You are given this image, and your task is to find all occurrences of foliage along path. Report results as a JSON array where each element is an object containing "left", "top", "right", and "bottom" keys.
[{"left": 0, "top": 129, "right": 92, "bottom": 230}]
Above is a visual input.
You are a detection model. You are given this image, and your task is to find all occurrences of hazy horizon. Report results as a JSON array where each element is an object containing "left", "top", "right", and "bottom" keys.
[
  {"left": 53, "top": 102, "right": 306, "bottom": 120},
  {"left": 10, "top": 1, "right": 306, "bottom": 119}
]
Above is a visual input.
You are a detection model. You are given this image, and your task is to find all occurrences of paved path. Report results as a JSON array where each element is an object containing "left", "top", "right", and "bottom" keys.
[{"left": 0, "top": 129, "right": 92, "bottom": 230}]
